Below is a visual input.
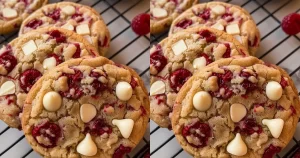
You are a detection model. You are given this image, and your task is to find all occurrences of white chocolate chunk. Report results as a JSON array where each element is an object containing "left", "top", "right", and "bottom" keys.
[
  {"left": 62, "top": 6, "right": 76, "bottom": 15},
  {"left": 80, "top": 104, "right": 97, "bottom": 123},
  {"left": 43, "top": 57, "right": 56, "bottom": 70},
  {"left": 211, "top": 23, "right": 224, "bottom": 31},
  {"left": 211, "top": 5, "right": 226, "bottom": 15},
  {"left": 43, "top": 91, "right": 62, "bottom": 112},
  {"left": 116, "top": 82, "right": 132, "bottom": 101},
  {"left": 22, "top": 40, "right": 37, "bottom": 55},
  {"left": 172, "top": 40, "right": 187, "bottom": 56},
  {"left": 262, "top": 119, "right": 284, "bottom": 138},
  {"left": 266, "top": 81, "right": 282, "bottom": 101},
  {"left": 152, "top": 8, "right": 168, "bottom": 18},
  {"left": 84, "top": 35, "right": 93, "bottom": 44},
  {"left": 193, "top": 91, "right": 212, "bottom": 111},
  {"left": 76, "top": 133, "right": 97, "bottom": 156},
  {"left": 226, "top": 24, "right": 240, "bottom": 35},
  {"left": 193, "top": 57, "right": 207, "bottom": 69},
  {"left": 230, "top": 103, "right": 247, "bottom": 122},
  {"left": 61, "top": 24, "right": 74, "bottom": 31},
  {"left": 150, "top": 81, "right": 165, "bottom": 96},
  {"left": 2, "top": 8, "right": 18, "bottom": 18},
  {"left": 0, "top": 81, "right": 15, "bottom": 96},
  {"left": 76, "top": 24, "right": 90, "bottom": 35},
  {"left": 227, "top": 133, "right": 247, "bottom": 156},
  {"left": 112, "top": 119, "right": 134, "bottom": 138},
  {"left": 234, "top": 35, "right": 242, "bottom": 43}
]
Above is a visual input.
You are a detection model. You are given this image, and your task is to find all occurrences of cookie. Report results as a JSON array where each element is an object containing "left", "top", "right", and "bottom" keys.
[
  {"left": 150, "top": 0, "right": 197, "bottom": 34},
  {"left": 19, "top": 2, "right": 110, "bottom": 56},
  {"left": 0, "top": 27, "right": 99, "bottom": 128},
  {"left": 172, "top": 56, "right": 300, "bottom": 158},
  {"left": 0, "top": 0, "right": 48, "bottom": 34},
  {"left": 150, "top": 27, "right": 249, "bottom": 128},
  {"left": 170, "top": 2, "right": 260, "bottom": 56},
  {"left": 22, "top": 57, "right": 149, "bottom": 158}
]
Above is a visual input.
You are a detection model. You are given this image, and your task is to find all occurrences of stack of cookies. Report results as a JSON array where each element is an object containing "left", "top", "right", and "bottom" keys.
[
  {"left": 0, "top": 1, "right": 149, "bottom": 158},
  {"left": 150, "top": 1, "right": 300, "bottom": 158}
]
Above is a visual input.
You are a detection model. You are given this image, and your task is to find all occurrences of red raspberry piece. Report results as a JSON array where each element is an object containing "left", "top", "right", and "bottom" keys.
[
  {"left": 25, "top": 19, "right": 43, "bottom": 29},
  {"left": 280, "top": 76, "right": 288, "bottom": 88},
  {"left": 198, "top": 30, "right": 216, "bottom": 43},
  {"left": 72, "top": 43, "right": 81, "bottom": 58},
  {"left": 182, "top": 121, "right": 211, "bottom": 148},
  {"left": 48, "top": 30, "right": 66, "bottom": 43},
  {"left": 98, "top": 36, "right": 109, "bottom": 47},
  {"left": 32, "top": 121, "right": 61, "bottom": 148},
  {"left": 175, "top": 19, "right": 193, "bottom": 29},
  {"left": 130, "top": 76, "right": 138, "bottom": 89},
  {"left": 235, "top": 118, "right": 262, "bottom": 135},
  {"left": 71, "top": 9, "right": 84, "bottom": 23},
  {"left": 212, "top": 69, "right": 233, "bottom": 85},
  {"left": 85, "top": 118, "right": 112, "bottom": 136},
  {"left": 88, "top": 72, "right": 107, "bottom": 96},
  {"left": 113, "top": 144, "right": 131, "bottom": 158},
  {"left": 46, "top": 8, "right": 61, "bottom": 21},
  {"left": 198, "top": 53, "right": 213, "bottom": 65},
  {"left": 60, "top": 69, "right": 83, "bottom": 99},
  {"left": 197, "top": 8, "right": 211, "bottom": 20},
  {"left": 239, "top": 71, "right": 258, "bottom": 93},
  {"left": 47, "top": 54, "right": 63, "bottom": 65},
  {"left": 169, "top": 68, "right": 192, "bottom": 92},
  {"left": 210, "top": 69, "right": 234, "bottom": 99},
  {"left": 222, "top": 43, "right": 231, "bottom": 58},
  {"left": 19, "top": 69, "right": 42, "bottom": 93},
  {"left": 131, "top": 13, "right": 150, "bottom": 36},
  {"left": 154, "top": 94, "right": 166, "bottom": 105},
  {"left": 221, "top": 13, "right": 234, "bottom": 22},
  {"left": 150, "top": 45, "right": 167, "bottom": 74},
  {"left": 281, "top": 13, "right": 300, "bottom": 35},
  {"left": 0, "top": 46, "right": 17, "bottom": 74},
  {"left": 263, "top": 144, "right": 281, "bottom": 158},
  {"left": 248, "top": 35, "right": 259, "bottom": 47}
]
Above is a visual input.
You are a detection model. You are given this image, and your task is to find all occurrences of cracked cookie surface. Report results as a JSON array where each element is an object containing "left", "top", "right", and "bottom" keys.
[
  {"left": 0, "top": 27, "right": 98, "bottom": 128},
  {"left": 150, "top": 27, "right": 249, "bottom": 128},
  {"left": 22, "top": 57, "right": 149, "bottom": 158},
  {"left": 170, "top": 2, "right": 260, "bottom": 56},
  {"left": 19, "top": 2, "right": 110, "bottom": 56},
  {"left": 172, "top": 56, "right": 300, "bottom": 158}
]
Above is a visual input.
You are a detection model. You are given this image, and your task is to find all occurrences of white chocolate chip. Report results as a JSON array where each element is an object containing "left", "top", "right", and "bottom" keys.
[
  {"left": 234, "top": 35, "right": 242, "bottom": 43},
  {"left": 80, "top": 104, "right": 97, "bottom": 123},
  {"left": 211, "top": 5, "right": 226, "bottom": 15},
  {"left": 42, "top": 91, "right": 62, "bottom": 112},
  {"left": 76, "top": 24, "right": 90, "bottom": 35},
  {"left": 43, "top": 57, "right": 56, "bottom": 70},
  {"left": 172, "top": 40, "right": 187, "bottom": 56},
  {"left": 193, "top": 91, "right": 212, "bottom": 111},
  {"left": 76, "top": 133, "right": 97, "bottom": 156},
  {"left": 226, "top": 24, "right": 240, "bottom": 35},
  {"left": 22, "top": 40, "right": 37, "bottom": 55},
  {"left": 227, "top": 133, "right": 247, "bottom": 156},
  {"left": 266, "top": 81, "right": 282, "bottom": 101},
  {"left": 62, "top": 6, "right": 76, "bottom": 15},
  {"left": 61, "top": 24, "right": 74, "bottom": 31},
  {"left": 0, "top": 81, "right": 15, "bottom": 96},
  {"left": 2, "top": 8, "right": 18, "bottom": 18},
  {"left": 112, "top": 119, "right": 134, "bottom": 138},
  {"left": 193, "top": 57, "right": 207, "bottom": 69},
  {"left": 83, "top": 35, "right": 93, "bottom": 44},
  {"left": 230, "top": 103, "right": 247, "bottom": 122},
  {"left": 211, "top": 23, "right": 224, "bottom": 31},
  {"left": 116, "top": 82, "right": 132, "bottom": 101},
  {"left": 150, "top": 81, "right": 165, "bottom": 96},
  {"left": 262, "top": 119, "right": 284, "bottom": 138},
  {"left": 152, "top": 8, "right": 168, "bottom": 18}
]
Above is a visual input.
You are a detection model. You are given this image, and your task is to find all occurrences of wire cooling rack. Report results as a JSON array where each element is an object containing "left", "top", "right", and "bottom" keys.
[
  {"left": 0, "top": 0, "right": 150, "bottom": 157},
  {"left": 150, "top": 0, "right": 300, "bottom": 157}
]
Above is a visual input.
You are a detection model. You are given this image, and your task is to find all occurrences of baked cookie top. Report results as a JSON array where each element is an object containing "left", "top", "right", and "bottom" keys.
[
  {"left": 19, "top": 2, "right": 110, "bottom": 56},
  {"left": 150, "top": 27, "right": 249, "bottom": 128},
  {"left": 172, "top": 56, "right": 300, "bottom": 158},
  {"left": 22, "top": 57, "right": 149, "bottom": 158},
  {"left": 150, "top": 0, "right": 197, "bottom": 34},
  {"left": 0, "top": 27, "right": 98, "bottom": 128},
  {"left": 0, "top": 0, "right": 48, "bottom": 34},
  {"left": 169, "top": 2, "right": 260, "bottom": 56}
]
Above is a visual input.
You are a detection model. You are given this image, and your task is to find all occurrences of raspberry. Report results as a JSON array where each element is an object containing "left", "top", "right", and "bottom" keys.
[
  {"left": 199, "top": 30, "right": 216, "bottom": 43},
  {"left": 85, "top": 119, "right": 112, "bottom": 136},
  {"left": 182, "top": 121, "right": 211, "bottom": 148},
  {"left": 72, "top": 43, "right": 81, "bottom": 58},
  {"left": 150, "top": 45, "right": 167, "bottom": 74},
  {"left": 281, "top": 13, "right": 300, "bottom": 35},
  {"left": 47, "top": 54, "right": 63, "bottom": 65},
  {"left": 25, "top": 19, "right": 43, "bottom": 29},
  {"left": 113, "top": 144, "right": 131, "bottom": 158},
  {"left": 280, "top": 76, "right": 288, "bottom": 88},
  {"left": 19, "top": 69, "right": 42, "bottom": 93},
  {"left": 60, "top": 69, "right": 83, "bottom": 99},
  {"left": 169, "top": 68, "right": 192, "bottom": 92},
  {"left": 32, "top": 121, "right": 61, "bottom": 148},
  {"left": 98, "top": 36, "right": 109, "bottom": 47},
  {"left": 71, "top": 9, "right": 84, "bottom": 23},
  {"left": 235, "top": 118, "right": 262, "bottom": 135},
  {"left": 130, "top": 76, "right": 138, "bottom": 89},
  {"left": 197, "top": 8, "right": 211, "bottom": 21},
  {"left": 263, "top": 144, "right": 281, "bottom": 158},
  {"left": 46, "top": 9, "right": 61, "bottom": 21},
  {"left": 198, "top": 53, "right": 213, "bottom": 65},
  {"left": 131, "top": 13, "right": 150, "bottom": 35},
  {"left": 175, "top": 19, "right": 193, "bottom": 29},
  {"left": 222, "top": 43, "right": 231, "bottom": 58},
  {"left": 48, "top": 30, "right": 66, "bottom": 43},
  {"left": 0, "top": 46, "right": 17, "bottom": 74},
  {"left": 222, "top": 13, "right": 234, "bottom": 22}
]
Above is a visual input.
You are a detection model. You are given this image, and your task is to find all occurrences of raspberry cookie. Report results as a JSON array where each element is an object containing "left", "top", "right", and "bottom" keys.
[
  {"left": 0, "top": 0, "right": 48, "bottom": 34},
  {"left": 172, "top": 56, "right": 300, "bottom": 157},
  {"left": 150, "top": 0, "right": 197, "bottom": 34},
  {"left": 170, "top": 2, "right": 260, "bottom": 56},
  {"left": 22, "top": 57, "right": 149, "bottom": 158},
  {"left": 150, "top": 27, "right": 249, "bottom": 128},
  {"left": 0, "top": 27, "right": 99, "bottom": 128},
  {"left": 19, "top": 2, "right": 110, "bottom": 56}
]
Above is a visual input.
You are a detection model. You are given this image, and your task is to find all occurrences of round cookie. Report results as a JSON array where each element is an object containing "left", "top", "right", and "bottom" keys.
[
  {"left": 150, "top": 27, "right": 249, "bottom": 128},
  {"left": 0, "top": 0, "right": 48, "bottom": 34},
  {"left": 0, "top": 27, "right": 99, "bottom": 128},
  {"left": 150, "top": 0, "right": 197, "bottom": 34},
  {"left": 172, "top": 56, "right": 300, "bottom": 158},
  {"left": 19, "top": 2, "right": 110, "bottom": 56},
  {"left": 22, "top": 57, "right": 149, "bottom": 158},
  {"left": 170, "top": 2, "right": 260, "bottom": 56}
]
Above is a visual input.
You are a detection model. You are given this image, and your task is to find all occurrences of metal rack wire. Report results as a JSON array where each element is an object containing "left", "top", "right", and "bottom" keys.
[
  {"left": 0, "top": 0, "right": 150, "bottom": 158},
  {"left": 150, "top": 0, "right": 300, "bottom": 158}
]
